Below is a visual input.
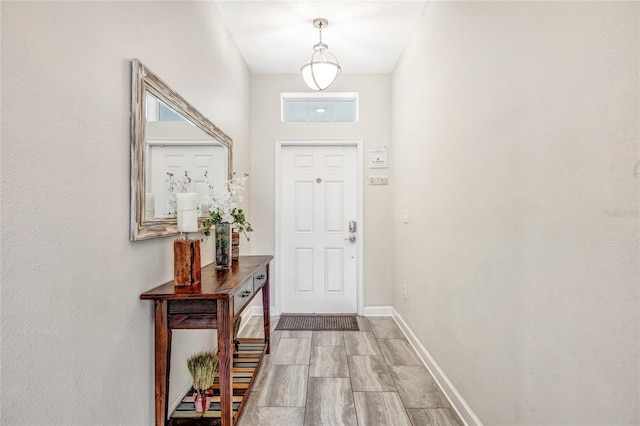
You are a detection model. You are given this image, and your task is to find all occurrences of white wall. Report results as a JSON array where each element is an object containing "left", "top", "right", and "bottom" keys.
[
  {"left": 1, "top": 2, "right": 250, "bottom": 424},
  {"left": 249, "top": 74, "right": 393, "bottom": 310},
  {"left": 392, "top": 1, "right": 639, "bottom": 424}
]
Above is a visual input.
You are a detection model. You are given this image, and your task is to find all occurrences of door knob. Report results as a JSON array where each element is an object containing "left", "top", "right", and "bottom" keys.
[{"left": 344, "top": 234, "right": 356, "bottom": 243}]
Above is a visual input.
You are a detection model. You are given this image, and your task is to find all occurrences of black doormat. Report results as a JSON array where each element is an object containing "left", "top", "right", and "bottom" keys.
[{"left": 275, "top": 315, "right": 359, "bottom": 331}]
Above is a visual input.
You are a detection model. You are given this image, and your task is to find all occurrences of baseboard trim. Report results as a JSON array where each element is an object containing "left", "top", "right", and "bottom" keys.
[
  {"left": 170, "top": 381, "right": 193, "bottom": 416},
  {"left": 362, "top": 306, "right": 394, "bottom": 316},
  {"left": 241, "top": 305, "right": 263, "bottom": 320},
  {"left": 391, "top": 307, "right": 482, "bottom": 426}
]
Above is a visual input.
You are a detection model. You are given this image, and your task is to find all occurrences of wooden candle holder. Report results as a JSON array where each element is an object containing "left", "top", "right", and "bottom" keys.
[{"left": 174, "top": 239, "right": 201, "bottom": 286}]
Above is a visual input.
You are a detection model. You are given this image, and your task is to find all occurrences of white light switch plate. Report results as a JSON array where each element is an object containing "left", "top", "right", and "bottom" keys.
[
  {"left": 402, "top": 209, "right": 409, "bottom": 224},
  {"left": 368, "top": 176, "right": 388, "bottom": 185}
]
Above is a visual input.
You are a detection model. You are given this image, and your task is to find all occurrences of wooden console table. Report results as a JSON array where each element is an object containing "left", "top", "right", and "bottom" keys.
[{"left": 140, "top": 255, "right": 273, "bottom": 426}]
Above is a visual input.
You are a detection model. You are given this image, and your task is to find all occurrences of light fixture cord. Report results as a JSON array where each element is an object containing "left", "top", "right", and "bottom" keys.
[{"left": 318, "top": 22, "right": 323, "bottom": 44}]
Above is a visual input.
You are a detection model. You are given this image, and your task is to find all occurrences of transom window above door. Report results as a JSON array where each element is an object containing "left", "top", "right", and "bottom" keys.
[{"left": 281, "top": 92, "right": 359, "bottom": 123}]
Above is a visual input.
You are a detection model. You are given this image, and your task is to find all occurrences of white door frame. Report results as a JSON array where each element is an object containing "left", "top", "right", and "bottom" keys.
[{"left": 275, "top": 139, "right": 364, "bottom": 316}]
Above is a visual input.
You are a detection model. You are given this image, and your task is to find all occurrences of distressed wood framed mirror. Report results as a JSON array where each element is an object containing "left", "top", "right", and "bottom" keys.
[{"left": 130, "top": 59, "right": 232, "bottom": 241}]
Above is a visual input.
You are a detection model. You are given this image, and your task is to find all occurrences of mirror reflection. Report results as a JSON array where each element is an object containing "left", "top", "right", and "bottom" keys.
[
  {"left": 144, "top": 92, "right": 228, "bottom": 220},
  {"left": 130, "top": 59, "right": 233, "bottom": 241}
]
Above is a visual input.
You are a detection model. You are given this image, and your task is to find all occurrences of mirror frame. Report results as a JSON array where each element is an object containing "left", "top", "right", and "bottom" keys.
[{"left": 130, "top": 58, "right": 233, "bottom": 241}]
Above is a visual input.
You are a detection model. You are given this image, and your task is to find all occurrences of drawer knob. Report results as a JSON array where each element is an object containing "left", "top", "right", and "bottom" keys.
[
  {"left": 256, "top": 274, "right": 266, "bottom": 280},
  {"left": 240, "top": 290, "right": 251, "bottom": 298}
]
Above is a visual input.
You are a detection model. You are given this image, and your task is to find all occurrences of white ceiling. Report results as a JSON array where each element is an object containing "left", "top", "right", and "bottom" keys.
[{"left": 215, "top": 1, "right": 427, "bottom": 75}]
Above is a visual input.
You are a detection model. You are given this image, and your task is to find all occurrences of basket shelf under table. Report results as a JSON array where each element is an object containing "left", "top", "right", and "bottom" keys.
[{"left": 169, "top": 339, "right": 267, "bottom": 426}]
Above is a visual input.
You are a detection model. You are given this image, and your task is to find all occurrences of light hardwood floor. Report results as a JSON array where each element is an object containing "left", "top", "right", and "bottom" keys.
[{"left": 236, "top": 316, "right": 463, "bottom": 426}]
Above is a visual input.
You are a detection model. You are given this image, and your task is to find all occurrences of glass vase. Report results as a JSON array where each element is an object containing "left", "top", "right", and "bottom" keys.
[{"left": 215, "top": 222, "right": 232, "bottom": 269}]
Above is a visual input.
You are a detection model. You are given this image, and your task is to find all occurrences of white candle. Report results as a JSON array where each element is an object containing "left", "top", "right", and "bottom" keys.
[
  {"left": 176, "top": 193, "right": 198, "bottom": 233},
  {"left": 176, "top": 192, "right": 197, "bottom": 211}
]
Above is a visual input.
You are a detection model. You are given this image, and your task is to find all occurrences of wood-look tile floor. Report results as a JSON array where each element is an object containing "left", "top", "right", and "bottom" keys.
[{"left": 237, "top": 316, "right": 463, "bottom": 426}]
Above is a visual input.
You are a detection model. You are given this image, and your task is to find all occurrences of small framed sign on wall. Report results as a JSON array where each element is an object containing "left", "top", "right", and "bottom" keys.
[{"left": 369, "top": 145, "right": 388, "bottom": 168}]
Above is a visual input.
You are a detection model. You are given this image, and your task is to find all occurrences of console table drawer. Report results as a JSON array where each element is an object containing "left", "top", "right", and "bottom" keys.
[
  {"left": 168, "top": 300, "right": 217, "bottom": 329},
  {"left": 234, "top": 280, "right": 254, "bottom": 316},
  {"left": 253, "top": 266, "right": 267, "bottom": 292}
]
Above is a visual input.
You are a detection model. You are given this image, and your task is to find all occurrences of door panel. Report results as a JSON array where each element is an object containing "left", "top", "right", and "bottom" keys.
[
  {"left": 325, "top": 181, "right": 344, "bottom": 232},
  {"left": 295, "top": 248, "right": 314, "bottom": 293},
  {"left": 295, "top": 181, "right": 314, "bottom": 232},
  {"left": 325, "top": 248, "right": 344, "bottom": 293}
]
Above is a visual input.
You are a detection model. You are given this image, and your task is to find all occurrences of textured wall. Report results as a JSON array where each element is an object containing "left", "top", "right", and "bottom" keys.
[
  {"left": 1, "top": 2, "right": 250, "bottom": 423},
  {"left": 391, "top": 1, "right": 639, "bottom": 424},
  {"left": 249, "top": 74, "right": 393, "bottom": 310}
]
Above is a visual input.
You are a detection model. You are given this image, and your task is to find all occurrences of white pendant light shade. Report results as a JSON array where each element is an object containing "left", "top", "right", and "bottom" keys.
[{"left": 300, "top": 19, "right": 341, "bottom": 91}]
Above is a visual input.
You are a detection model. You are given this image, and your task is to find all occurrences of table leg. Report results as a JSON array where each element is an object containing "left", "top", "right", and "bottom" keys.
[
  {"left": 154, "top": 300, "right": 171, "bottom": 426},
  {"left": 262, "top": 267, "right": 271, "bottom": 354},
  {"left": 217, "top": 299, "right": 233, "bottom": 426}
]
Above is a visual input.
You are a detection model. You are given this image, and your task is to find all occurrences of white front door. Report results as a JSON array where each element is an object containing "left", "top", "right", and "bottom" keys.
[{"left": 280, "top": 144, "right": 358, "bottom": 313}]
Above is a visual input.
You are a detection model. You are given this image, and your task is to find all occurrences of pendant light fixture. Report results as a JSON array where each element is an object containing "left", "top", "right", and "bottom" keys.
[{"left": 300, "top": 18, "right": 342, "bottom": 91}]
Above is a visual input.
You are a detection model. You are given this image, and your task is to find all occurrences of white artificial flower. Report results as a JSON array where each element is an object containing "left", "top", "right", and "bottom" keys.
[{"left": 207, "top": 173, "right": 250, "bottom": 226}]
